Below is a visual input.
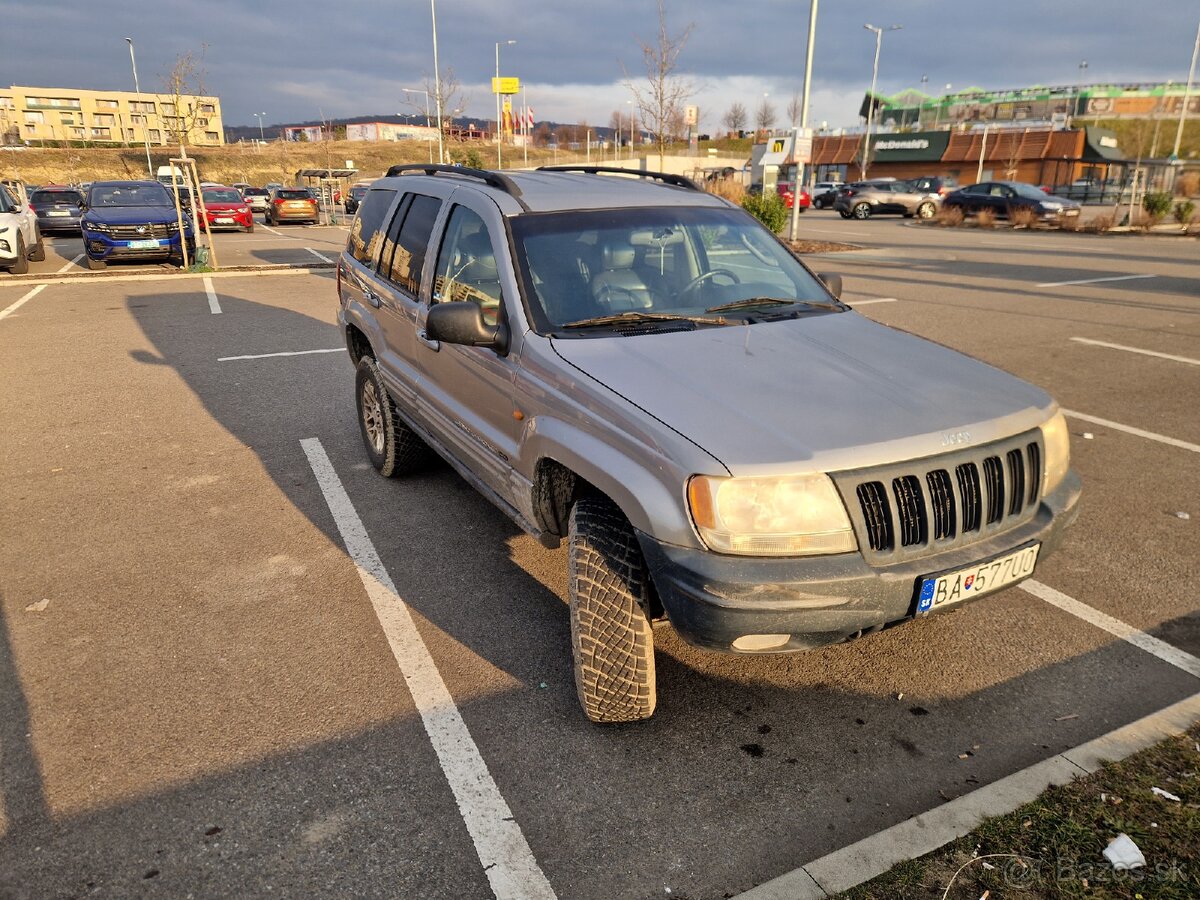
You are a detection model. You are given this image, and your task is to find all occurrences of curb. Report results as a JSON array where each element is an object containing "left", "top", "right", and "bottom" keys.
[
  {"left": 1, "top": 264, "right": 334, "bottom": 288},
  {"left": 734, "top": 690, "right": 1200, "bottom": 899}
]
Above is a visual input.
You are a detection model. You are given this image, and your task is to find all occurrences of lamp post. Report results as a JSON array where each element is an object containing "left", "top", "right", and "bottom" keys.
[
  {"left": 253, "top": 112, "right": 266, "bottom": 142},
  {"left": 495, "top": 39, "right": 516, "bottom": 168},
  {"left": 788, "top": 0, "right": 820, "bottom": 242},
  {"left": 430, "top": 0, "right": 445, "bottom": 163},
  {"left": 402, "top": 88, "right": 434, "bottom": 162},
  {"left": 1070, "top": 60, "right": 1088, "bottom": 128},
  {"left": 124, "top": 37, "right": 154, "bottom": 177},
  {"left": 1172, "top": 18, "right": 1200, "bottom": 161},
  {"left": 626, "top": 98, "right": 633, "bottom": 160},
  {"left": 861, "top": 23, "right": 902, "bottom": 180}
]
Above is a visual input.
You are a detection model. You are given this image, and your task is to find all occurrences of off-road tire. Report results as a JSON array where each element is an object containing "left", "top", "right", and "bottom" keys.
[
  {"left": 916, "top": 201, "right": 936, "bottom": 219},
  {"left": 9, "top": 236, "right": 29, "bottom": 274},
  {"left": 85, "top": 254, "right": 106, "bottom": 271},
  {"left": 29, "top": 230, "right": 46, "bottom": 262},
  {"left": 852, "top": 203, "right": 872, "bottom": 220},
  {"left": 568, "top": 496, "right": 656, "bottom": 723},
  {"left": 355, "top": 355, "right": 434, "bottom": 477}
]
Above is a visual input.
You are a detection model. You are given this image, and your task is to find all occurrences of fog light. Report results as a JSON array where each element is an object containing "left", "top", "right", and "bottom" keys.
[{"left": 732, "top": 634, "right": 791, "bottom": 652}]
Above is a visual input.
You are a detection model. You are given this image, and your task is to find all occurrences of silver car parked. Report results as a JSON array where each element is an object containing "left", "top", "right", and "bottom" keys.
[
  {"left": 835, "top": 180, "right": 942, "bottom": 220},
  {"left": 336, "top": 164, "right": 1080, "bottom": 723}
]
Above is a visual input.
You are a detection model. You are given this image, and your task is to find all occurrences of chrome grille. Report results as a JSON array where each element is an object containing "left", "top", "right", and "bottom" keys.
[{"left": 834, "top": 430, "right": 1043, "bottom": 562}]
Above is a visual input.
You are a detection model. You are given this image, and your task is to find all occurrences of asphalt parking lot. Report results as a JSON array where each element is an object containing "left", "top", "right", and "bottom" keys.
[{"left": 1, "top": 211, "right": 1197, "bottom": 899}]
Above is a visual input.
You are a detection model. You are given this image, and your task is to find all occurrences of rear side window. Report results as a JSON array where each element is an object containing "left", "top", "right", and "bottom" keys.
[
  {"left": 380, "top": 193, "right": 441, "bottom": 296},
  {"left": 347, "top": 188, "right": 396, "bottom": 266}
]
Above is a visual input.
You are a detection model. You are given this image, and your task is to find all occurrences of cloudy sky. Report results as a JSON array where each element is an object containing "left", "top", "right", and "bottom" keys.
[{"left": 4, "top": 0, "right": 1198, "bottom": 131}]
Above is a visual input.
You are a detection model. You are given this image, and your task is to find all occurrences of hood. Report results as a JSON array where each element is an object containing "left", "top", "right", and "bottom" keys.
[
  {"left": 550, "top": 312, "right": 1053, "bottom": 476},
  {"left": 84, "top": 206, "right": 181, "bottom": 225}
]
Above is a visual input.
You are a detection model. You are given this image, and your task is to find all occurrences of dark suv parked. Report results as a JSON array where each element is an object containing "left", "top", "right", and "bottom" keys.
[
  {"left": 28, "top": 186, "right": 85, "bottom": 233},
  {"left": 337, "top": 164, "right": 1080, "bottom": 723},
  {"left": 81, "top": 180, "right": 195, "bottom": 270}
]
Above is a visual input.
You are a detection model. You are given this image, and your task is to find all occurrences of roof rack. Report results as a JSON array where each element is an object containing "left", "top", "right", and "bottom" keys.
[
  {"left": 536, "top": 165, "right": 703, "bottom": 192},
  {"left": 383, "top": 163, "right": 529, "bottom": 210}
]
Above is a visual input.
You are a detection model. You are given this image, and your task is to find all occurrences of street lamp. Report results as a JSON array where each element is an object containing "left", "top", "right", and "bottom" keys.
[
  {"left": 124, "top": 37, "right": 154, "bottom": 177},
  {"left": 861, "top": 22, "right": 902, "bottom": 179},
  {"left": 626, "top": 98, "right": 633, "bottom": 160},
  {"left": 430, "top": 0, "right": 445, "bottom": 163},
  {"left": 1173, "top": 18, "right": 1200, "bottom": 161},
  {"left": 253, "top": 112, "right": 266, "bottom": 143},
  {"left": 495, "top": 39, "right": 516, "bottom": 168},
  {"left": 402, "top": 88, "right": 434, "bottom": 163},
  {"left": 1070, "top": 61, "right": 1088, "bottom": 128}
]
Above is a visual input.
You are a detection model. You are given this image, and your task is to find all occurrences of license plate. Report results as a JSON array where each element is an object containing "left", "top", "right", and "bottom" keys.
[
  {"left": 48, "top": 210, "right": 70, "bottom": 217},
  {"left": 127, "top": 239, "right": 161, "bottom": 249},
  {"left": 215, "top": 217, "right": 234, "bottom": 224},
  {"left": 916, "top": 543, "right": 1040, "bottom": 614},
  {"left": 1065, "top": 209, "right": 1080, "bottom": 216}
]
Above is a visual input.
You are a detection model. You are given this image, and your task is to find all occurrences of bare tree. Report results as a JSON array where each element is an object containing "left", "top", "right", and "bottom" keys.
[
  {"left": 422, "top": 67, "right": 466, "bottom": 132},
  {"left": 623, "top": 0, "right": 694, "bottom": 166},
  {"left": 787, "top": 92, "right": 802, "bottom": 127},
  {"left": 160, "top": 47, "right": 209, "bottom": 156},
  {"left": 722, "top": 102, "right": 748, "bottom": 134},
  {"left": 755, "top": 98, "right": 777, "bottom": 133}
]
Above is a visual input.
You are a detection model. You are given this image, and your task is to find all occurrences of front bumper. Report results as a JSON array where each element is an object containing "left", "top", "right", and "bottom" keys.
[
  {"left": 204, "top": 210, "right": 253, "bottom": 230},
  {"left": 84, "top": 230, "right": 194, "bottom": 262},
  {"left": 638, "top": 471, "right": 1081, "bottom": 653}
]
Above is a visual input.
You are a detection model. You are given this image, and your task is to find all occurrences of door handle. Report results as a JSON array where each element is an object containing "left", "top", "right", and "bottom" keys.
[
  {"left": 417, "top": 329, "right": 440, "bottom": 351},
  {"left": 362, "top": 287, "right": 381, "bottom": 308}
]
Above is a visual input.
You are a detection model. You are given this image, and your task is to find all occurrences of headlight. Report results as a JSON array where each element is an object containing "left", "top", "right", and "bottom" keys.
[
  {"left": 687, "top": 473, "right": 857, "bottom": 556},
  {"left": 1040, "top": 411, "right": 1070, "bottom": 496},
  {"left": 239, "top": 207, "right": 250, "bottom": 213}
]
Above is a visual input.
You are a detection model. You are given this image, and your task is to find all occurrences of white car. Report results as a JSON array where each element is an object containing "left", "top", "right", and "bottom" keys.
[{"left": 0, "top": 184, "right": 44, "bottom": 274}]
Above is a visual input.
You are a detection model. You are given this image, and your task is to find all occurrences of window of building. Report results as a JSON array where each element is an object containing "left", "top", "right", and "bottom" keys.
[
  {"left": 130, "top": 101, "right": 155, "bottom": 114},
  {"left": 71, "top": 127, "right": 85, "bottom": 139},
  {"left": 196, "top": 117, "right": 208, "bottom": 127},
  {"left": 148, "top": 129, "right": 162, "bottom": 141},
  {"left": 59, "top": 114, "right": 75, "bottom": 125},
  {"left": 24, "top": 111, "right": 44, "bottom": 124},
  {"left": 90, "top": 127, "right": 112, "bottom": 139},
  {"left": 130, "top": 115, "right": 146, "bottom": 125},
  {"left": 26, "top": 97, "right": 81, "bottom": 109},
  {"left": 96, "top": 99, "right": 119, "bottom": 109},
  {"left": 199, "top": 103, "right": 216, "bottom": 114},
  {"left": 204, "top": 131, "right": 220, "bottom": 142},
  {"left": 161, "top": 102, "right": 176, "bottom": 114},
  {"left": 94, "top": 114, "right": 115, "bottom": 126}
]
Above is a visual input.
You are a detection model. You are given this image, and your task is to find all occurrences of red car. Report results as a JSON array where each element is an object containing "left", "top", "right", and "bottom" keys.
[
  {"left": 199, "top": 186, "right": 254, "bottom": 233},
  {"left": 776, "top": 183, "right": 811, "bottom": 211}
]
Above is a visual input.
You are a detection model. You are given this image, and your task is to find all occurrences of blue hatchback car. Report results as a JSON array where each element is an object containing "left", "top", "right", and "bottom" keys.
[{"left": 82, "top": 180, "right": 195, "bottom": 270}]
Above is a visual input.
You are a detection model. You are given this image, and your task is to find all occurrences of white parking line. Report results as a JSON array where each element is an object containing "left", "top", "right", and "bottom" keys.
[
  {"left": 57, "top": 253, "right": 84, "bottom": 274},
  {"left": 1037, "top": 273, "right": 1156, "bottom": 288},
  {"left": 217, "top": 348, "right": 341, "bottom": 361},
  {"left": 1070, "top": 337, "right": 1200, "bottom": 367},
  {"left": 853, "top": 298, "right": 898, "bottom": 306},
  {"left": 260, "top": 224, "right": 283, "bottom": 235},
  {"left": 0, "top": 284, "right": 46, "bottom": 321},
  {"left": 203, "top": 276, "right": 221, "bottom": 314},
  {"left": 305, "top": 247, "right": 333, "bottom": 263},
  {"left": 1063, "top": 409, "right": 1200, "bottom": 454},
  {"left": 1020, "top": 580, "right": 1200, "bottom": 678},
  {"left": 300, "top": 438, "right": 556, "bottom": 900}
]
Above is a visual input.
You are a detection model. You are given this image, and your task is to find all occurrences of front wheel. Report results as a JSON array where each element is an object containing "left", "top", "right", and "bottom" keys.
[
  {"left": 355, "top": 356, "right": 434, "bottom": 477},
  {"left": 852, "top": 203, "right": 872, "bottom": 220},
  {"left": 916, "top": 201, "right": 937, "bottom": 219},
  {"left": 9, "top": 236, "right": 29, "bottom": 274},
  {"left": 29, "top": 230, "right": 46, "bottom": 262},
  {"left": 838, "top": 209, "right": 852, "bottom": 219},
  {"left": 568, "top": 496, "right": 657, "bottom": 723}
]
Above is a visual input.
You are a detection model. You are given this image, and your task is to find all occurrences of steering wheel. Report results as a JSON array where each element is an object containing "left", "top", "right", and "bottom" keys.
[{"left": 679, "top": 268, "right": 741, "bottom": 302}]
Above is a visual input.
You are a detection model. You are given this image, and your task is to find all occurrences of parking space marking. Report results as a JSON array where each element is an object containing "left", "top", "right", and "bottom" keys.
[
  {"left": 853, "top": 298, "right": 898, "bottom": 306},
  {"left": 1037, "top": 273, "right": 1156, "bottom": 288},
  {"left": 0, "top": 284, "right": 46, "bottom": 321},
  {"left": 260, "top": 224, "right": 283, "bottom": 235},
  {"left": 56, "top": 253, "right": 84, "bottom": 274},
  {"left": 203, "top": 276, "right": 221, "bottom": 314},
  {"left": 1063, "top": 409, "right": 1200, "bottom": 454},
  {"left": 306, "top": 247, "right": 333, "bottom": 263},
  {"left": 1070, "top": 337, "right": 1199, "bottom": 367},
  {"left": 300, "top": 438, "right": 556, "bottom": 900},
  {"left": 1021, "top": 580, "right": 1200, "bottom": 678},
  {"left": 218, "top": 348, "right": 341, "bottom": 362}
]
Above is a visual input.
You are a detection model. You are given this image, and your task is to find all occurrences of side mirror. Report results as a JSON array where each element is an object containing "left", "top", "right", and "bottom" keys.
[
  {"left": 817, "top": 272, "right": 843, "bottom": 299},
  {"left": 425, "top": 301, "right": 509, "bottom": 354}
]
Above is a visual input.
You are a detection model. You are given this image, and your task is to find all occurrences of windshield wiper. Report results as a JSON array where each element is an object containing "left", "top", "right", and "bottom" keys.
[
  {"left": 705, "top": 296, "right": 843, "bottom": 313},
  {"left": 562, "top": 311, "right": 728, "bottom": 329}
]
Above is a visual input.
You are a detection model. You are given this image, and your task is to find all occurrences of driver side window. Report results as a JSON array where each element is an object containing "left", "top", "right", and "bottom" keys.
[{"left": 433, "top": 206, "right": 503, "bottom": 325}]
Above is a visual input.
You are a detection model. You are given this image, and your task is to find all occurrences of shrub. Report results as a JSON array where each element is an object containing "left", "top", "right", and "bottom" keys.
[
  {"left": 1008, "top": 206, "right": 1038, "bottom": 228},
  {"left": 741, "top": 191, "right": 789, "bottom": 233},
  {"left": 935, "top": 205, "right": 964, "bottom": 227},
  {"left": 706, "top": 178, "right": 745, "bottom": 204},
  {"left": 975, "top": 207, "right": 996, "bottom": 229},
  {"left": 1173, "top": 200, "right": 1196, "bottom": 227},
  {"left": 1177, "top": 171, "right": 1200, "bottom": 198},
  {"left": 452, "top": 148, "right": 485, "bottom": 168},
  {"left": 1088, "top": 214, "right": 1115, "bottom": 234},
  {"left": 1142, "top": 191, "right": 1173, "bottom": 224}
]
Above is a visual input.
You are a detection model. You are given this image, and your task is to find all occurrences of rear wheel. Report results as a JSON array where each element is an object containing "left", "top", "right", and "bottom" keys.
[
  {"left": 9, "top": 236, "right": 29, "bottom": 274},
  {"left": 355, "top": 355, "right": 434, "bottom": 477},
  {"left": 568, "top": 496, "right": 657, "bottom": 723},
  {"left": 838, "top": 209, "right": 852, "bottom": 219},
  {"left": 916, "top": 201, "right": 936, "bottom": 219},
  {"left": 852, "top": 203, "right": 872, "bottom": 220}
]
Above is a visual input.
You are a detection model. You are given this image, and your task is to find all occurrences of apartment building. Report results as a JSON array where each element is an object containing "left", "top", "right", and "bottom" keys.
[{"left": 0, "top": 85, "right": 224, "bottom": 147}]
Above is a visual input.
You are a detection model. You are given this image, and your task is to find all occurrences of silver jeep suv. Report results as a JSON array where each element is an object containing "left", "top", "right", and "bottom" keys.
[{"left": 336, "top": 164, "right": 1080, "bottom": 723}]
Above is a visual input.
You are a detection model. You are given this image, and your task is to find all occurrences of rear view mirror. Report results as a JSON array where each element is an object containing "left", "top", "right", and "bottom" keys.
[
  {"left": 817, "top": 272, "right": 843, "bottom": 299},
  {"left": 425, "top": 301, "right": 509, "bottom": 354}
]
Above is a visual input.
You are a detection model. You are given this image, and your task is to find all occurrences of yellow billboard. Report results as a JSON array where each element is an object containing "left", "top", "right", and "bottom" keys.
[{"left": 491, "top": 77, "right": 520, "bottom": 95}]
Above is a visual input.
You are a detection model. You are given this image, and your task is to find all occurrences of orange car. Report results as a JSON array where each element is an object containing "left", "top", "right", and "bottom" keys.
[{"left": 265, "top": 188, "right": 318, "bottom": 225}]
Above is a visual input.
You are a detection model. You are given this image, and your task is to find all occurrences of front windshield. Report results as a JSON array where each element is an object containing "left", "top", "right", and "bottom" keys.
[
  {"left": 89, "top": 184, "right": 173, "bottom": 208},
  {"left": 511, "top": 206, "right": 841, "bottom": 335},
  {"left": 203, "top": 189, "right": 242, "bottom": 203}
]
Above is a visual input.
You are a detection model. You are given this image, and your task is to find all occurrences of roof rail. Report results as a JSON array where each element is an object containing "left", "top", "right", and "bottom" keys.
[
  {"left": 383, "top": 163, "right": 529, "bottom": 210},
  {"left": 536, "top": 165, "right": 703, "bottom": 192}
]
